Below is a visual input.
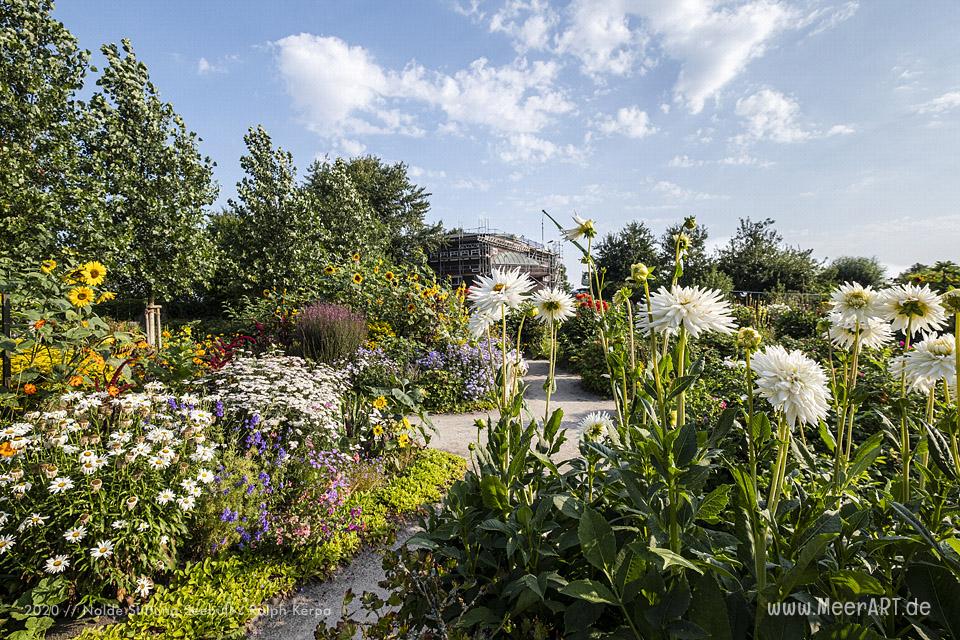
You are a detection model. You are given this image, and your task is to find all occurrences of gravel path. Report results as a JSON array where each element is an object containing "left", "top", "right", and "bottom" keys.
[{"left": 247, "top": 361, "right": 613, "bottom": 639}]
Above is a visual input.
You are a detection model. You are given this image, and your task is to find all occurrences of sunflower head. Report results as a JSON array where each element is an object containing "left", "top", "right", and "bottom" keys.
[
  {"left": 96, "top": 291, "right": 116, "bottom": 304},
  {"left": 352, "top": 273, "right": 363, "bottom": 285},
  {"left": 372, "top": 395, "right": 388, "bottom": 410},
  {"left": 67, "top": 286, "right": 95, "bottom": 308},
  {"left": 351, "top": 252, "right": 361, "bottom": 262},
  {"left": 385, "top": 271, "right": 395, "bottom": 281},
  {"left": 323, "top": 265, "right": 336, "bottom": 275},
  {"left": 40, "top": 259, "right": 57, "bottom": 274},
  {"left": 81, "top": 261, "right": 107, "bottom": 286}
]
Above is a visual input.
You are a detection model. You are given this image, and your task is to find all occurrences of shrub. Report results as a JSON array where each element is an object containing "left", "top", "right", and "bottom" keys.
[{"left": 296, "top": 303, "right": 367, "bottom": 364}]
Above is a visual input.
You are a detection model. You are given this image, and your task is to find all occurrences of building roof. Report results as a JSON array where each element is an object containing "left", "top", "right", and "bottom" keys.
[{"left": 491, "top": 251, "right": 542, "bottom": 267}]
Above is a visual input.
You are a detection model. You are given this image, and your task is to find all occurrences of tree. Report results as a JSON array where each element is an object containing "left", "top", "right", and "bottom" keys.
[
  {"left": 82, "top": 39, "right": 217, "bottom": 304},
  {"left": 211, "top": 126, "right": 321, "bottom": 301},
  {"left": 301, "top": 158, "right": 381, "bottom": 259},
  {"left": 340, "top": 156, "right": 445, "bottom": 262},
  {"left": 821, "top": 256, "right": 886, "bottom": 288},
  {"left": 657, "top": 221, "right": 712, "bottom": 286},
  {"left": 716, "top": 218, "right": 821, "bottom": 292},
  {"left": 595, "top": 221, "right": 659, "bottom": 288},
  {"left": 0, "top": 0, "right": 95, "bottom": 264},
  {"left": 897, "top": 261, "right": 960, "bottom": 292}
]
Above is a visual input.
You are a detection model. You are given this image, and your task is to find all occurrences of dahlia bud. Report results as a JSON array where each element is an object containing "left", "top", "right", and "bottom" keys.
[
  {"left": 683, "top": 215, "right": 697, "bottom": 230},
  {"left": 943, "top": 289, "right": 960, "bottom": 315},
  {"left": 91, "top": 479, "right": 103, "bottom": 493},
  {"left": 629, "top": 263, "right": 652, "bottom": 283},
  {"left": 737, "top": 327, "right": 763, "bottom": 350},
  {"left": 675, "top": 233, "right": 691, "bottom": 252}
]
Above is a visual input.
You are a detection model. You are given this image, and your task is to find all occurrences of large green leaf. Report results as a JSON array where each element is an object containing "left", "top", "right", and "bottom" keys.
[
  {"left": 579, "top": 507, "right": 617, "bottom": 572},
  {"left": 479, "top": 475, "right": 510, "bottom": 514},
  {"left": 697, "top": 484, "right": 732, "bottom": 523},
  {"left": 560, "top": 580, "right": 620, "bottom": 606}
]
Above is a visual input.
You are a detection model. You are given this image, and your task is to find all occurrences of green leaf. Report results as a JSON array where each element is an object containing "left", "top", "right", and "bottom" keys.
[
  {"left": 579, "top": 507, "right": 617, "bottom": 572},
  {"left": 479, "top": 475, "right": 510, "bottom": 513},
  {"left": 560, "top": 580, "right": 620, "bottom": 606},
  {"left": 906, "top": 562, "right": 960, "bottom": 638},
  {"left": 828, "top": 570, "right": 886, "bottom": 596},
  {"left": 697, "top": 484, "right": 732, "bottom": 523},
  {"left": 673, "top": 422, "right": 698, "bottom": 467},
  {"left": 647, "top": 547, "right": 703, "bottom": 574}
]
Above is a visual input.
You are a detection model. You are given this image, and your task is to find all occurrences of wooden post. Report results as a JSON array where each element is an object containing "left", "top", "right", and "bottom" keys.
[
  {"left": 1, "top": 291, "right": 10, "bottom": 389},
  {"left": 145, "top": 304, "right": 163, "bottom": 349}
]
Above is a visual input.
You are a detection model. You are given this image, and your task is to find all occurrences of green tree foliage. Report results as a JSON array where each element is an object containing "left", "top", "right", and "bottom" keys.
[
  {"left": 81, "top": 40, "right": 217, "bottom": 303},
  {"left": 897, "top": 260, "right": 960, "bottom": 292},
  {"left": 0, "top": 0, "right": 93, "bottom": 264},
  {"left": 716, "top": 217, "right": 821, "bottom": 292},
  {"left": 211, "top": 126, "right": 319, "bottom": 301},
  {"left": 821, "top": 255, "right": 886, "bottom": 288},
  {"left": 301, "top": 158, "right": 380, "bottom": 258},
  {"left": 657, "top": 221, "right": 712, "bottom": 286},
  {"left": 594, "top": 221, "right": 659, "bottom": 287},
  {"left": 339, "top": 156, "right": 445, "bottom": 262}
]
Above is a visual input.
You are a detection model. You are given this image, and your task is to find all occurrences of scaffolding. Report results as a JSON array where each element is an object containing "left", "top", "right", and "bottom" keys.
[{"left": 428, "top": 228, "right": 560, "bottom": 288}]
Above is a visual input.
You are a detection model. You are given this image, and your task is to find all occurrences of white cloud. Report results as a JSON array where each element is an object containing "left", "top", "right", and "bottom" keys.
[
  {"left": 668, "top": 155, "right": 703, "bottom": 168},
  {"left": 338, "top": 138, "right": 367, "bottom": 156},
  {"left": 452, "top": 177, "right": 491, "bottom": 191},
  {"left": 409, "top": 166, "right": 447, "bottom": 179},
  {"left": 826, "top": 124, "right": 855, "bottom": 136},
  {"left": 734, "top": 89, "right": 813, "bottom": 143},
  {"left": 498, "top": 133, "right": 584, "bottom": 163},
  {"left": 274, "top": 33, "right": 575, "bottom": 159},
  {"left": 914, "top": 91, "right": 960, "bottom": 114},
  {"left": 652, "top": 180, "right": 726, "bottom": 201},
  {"left": 801, "top": 1, "right": 859, "bottom": 37},
  {"left": 556, "top": 0, "right": 644, "bottom": 77},
  {"left": 196, "top": 56, "right": 232, "bottom": 75},
  {"left": 595, "top": 106, "right": 657, "bottom": 138},
  {"left": 719, "top": 152, "right": 769, "bottom": 166},
  {"left": 489, "top": 0, "right": 558, "bottom": 51}
]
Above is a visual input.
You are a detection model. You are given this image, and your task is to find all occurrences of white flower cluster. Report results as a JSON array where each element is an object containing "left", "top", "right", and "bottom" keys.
[
  {"left": 203, "top": 351, "right": 346, "bottom": 441},
  {"left": 639, "top": 285, "right": 737, "bottom": 338},
  {"left": 751, "top": 345, "right": 832, "bottom": 428},
  {"left": 827, "top": 282, "right": 954, "bottom": 394},
  {"left": 0, "top": 386, "right": 222, "bottom": 584}
]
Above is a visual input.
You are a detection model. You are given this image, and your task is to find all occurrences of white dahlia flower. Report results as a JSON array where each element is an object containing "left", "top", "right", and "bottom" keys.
[
  {"left": 645, "top": 285, "right": 737, "bottom": 338},
  {"left": 879, "top": 284, "right": 946, "bottom": 336},
  {"left": 751, "top": 345, "right": 831, "bottom": 427},
  {"left": 531, "top": 288, "right": 577, "bottom": 324},
  {"left": 467, "top": 268, "right": 535, "bottom": 315},
  {"left": 467, "top": 309, "right": 497, "bottom": 338},
  {"left": 904, "top": 333, "right": 955, "bottom": 385},
  {"left": 579, "top": 411, "right": 615, "bottom": 440},
  {"left": 830, "top": 282, "right": 883, "bottom": 324},
  {"left": 828, "top": 313, "right": 893, "bottom": 350},
  {"left": 562, "top": 215, "right": 597, "bottom": 241},
  {"left": 889, "top": 355, "right": 938, "bottom": 395}
]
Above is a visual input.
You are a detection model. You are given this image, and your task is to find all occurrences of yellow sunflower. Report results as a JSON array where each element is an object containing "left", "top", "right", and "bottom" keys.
[
  {"left": 40, "top": 259, "right": 57, "bottom": 274},
  {"left": 96, "top": 291, "right": 116, "bottom": 303},
  {"left": 372, "top": 395, "right": 388, "bottom": 410},
  {"left": 323, "top": 265, "right": 336, "bottom": 275},
  {"left": 372, "top": 424, "right": 384, "bottom": 437},
  {"left": 385, "top": 271, "right": 395, "bottom": 282},
  {"left": 397, "top": 433, "right": 410, "bottom": 448},
  {"left": 80, "top": 261, "right": 107, "bottom": 286},
  {"left": 67, "top": 286, "right": 95, "bottom": 308},
  {"left": 351, "top": 252, "right": 361, "bottom": 262},
  {"left": 352, "top": 273, "right": 363, "bottom": 285}
]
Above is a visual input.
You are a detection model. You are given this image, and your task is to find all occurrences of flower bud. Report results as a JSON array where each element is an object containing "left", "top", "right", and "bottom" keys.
[
  {"left": 126, "top": 495, "right": 139, "bottom": 511},
  {"left": 737, "top": 327, "right": 763, "bottom": 350},
  {"left": 91, "top": 479, "right": 103, "bottom": 493},
  {"left": 943, "top": 289, "right": 960, "bottom": 315},
  {"left": 683, "top": 216, "right": 697, "bottom": 230},
  {"left": 675, "top": 233, "right": 691, "bottom": 252},
  {"left": 629, "top": 263, "right": 652, "bottom": 283}
]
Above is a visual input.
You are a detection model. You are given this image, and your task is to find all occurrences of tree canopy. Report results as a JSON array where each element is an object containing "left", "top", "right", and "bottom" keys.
[
  {"left": 821, "top": 256, "right": 886, "bottom": 288},
  {"left": 715, "top": 218, "right": 821, "bottom": 293},
  {"left": 594, "top": 221, "right": 659, "bottom": 288}
]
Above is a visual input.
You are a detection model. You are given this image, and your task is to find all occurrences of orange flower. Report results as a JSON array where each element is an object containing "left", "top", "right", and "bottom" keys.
[
  {"left": 0, "top": 442, "right": 15, "bottom": 457},
  {"left": 68, "top": 375, "right": 84, "bottom": 387},
  {"left": 23, "top": 383, "right": 37, "bottom": 395},
  {"left": 107, "top": 385, "right": 120, "bottom": 397},
  {"left": 33, "top": 319, "right": 47, "bottom": 330}
]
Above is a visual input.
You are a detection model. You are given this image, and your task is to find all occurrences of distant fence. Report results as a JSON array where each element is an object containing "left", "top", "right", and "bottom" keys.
[{"left": 731, "top": 290, "right": 828, "bottom": 310}]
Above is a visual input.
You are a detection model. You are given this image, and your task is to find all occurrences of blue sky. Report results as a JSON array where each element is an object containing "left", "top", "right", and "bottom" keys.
[{"left": 54, "top": 1, "right": 960, "bottom": 281}]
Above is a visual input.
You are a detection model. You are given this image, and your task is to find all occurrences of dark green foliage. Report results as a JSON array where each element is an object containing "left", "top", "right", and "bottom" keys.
[
  {"left": 821, "top": 256, "right": 887, "bottom": 288},
  {"left": 594, "top": 222, "right": 659, "bottom": 288},
  {"left": 716, "top": 218, "right": 822, "bottom": 293},
  {"left": 897, "top": 260, "right": 960, "bottom": 292}
]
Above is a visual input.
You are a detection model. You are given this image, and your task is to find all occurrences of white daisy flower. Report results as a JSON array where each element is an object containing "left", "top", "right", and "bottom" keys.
[
  {"left": 12, "top": 482, "right": 32, "bottom": 495},
  {"left": 79, "top": 460, "right": 98, "bottom": 475},
  {"left": 137, "top": 521, "right": 150, "bottom": 532},
  {"left": 176, "top": 495, "right": 196, "bottom": 511},
  {"left": 561, "top": 214, "right": 597, "bottom": 241},
  {"left": 90, "top": 539, "right": 114, "bottom": 559},
  {"left": 111, "top": 520, "right": 128, "bottom": 530},
  {"left": 130, "top": 443, "right": 152, "bottom": 458},
  {"left": 0, "top": 535, "right": 15, "bottom": 554},
  {"left": 0, "top": 512, "right": 9, "bottom": 527},
  {"left": 18, "top": 513, "right": 48, "bottom": 531},
  {"left": 196, "top": 469, "right": 214, "bottom": 484},
  {"left": 64, "top": 526, "right": 87, "bottom": 543},
  {"left": 467, "top": 268, "right": 536, "bottom": 315},
  {"left": 644, "top": 285, "right": 737, "bottom": 338},
  {"left": 531, "top": 288, "right": 577, "bottom": 324},
  {"left": 180, "top": 478, "right": 198, "bottom": 493},
  {"left": 829, "top": 282, "right": 883, "bottom": 324},
  {"left": 148, "top": 456, "right": 171, "bottom": 470},
  {"left": 828, "top": 313, "right": 893, "bottom": 350},
  {"left": 751, "top": 345, "right": 832, "bottom": 427},
  {"left": 190, "top": 444, "right": 215, "bottom": 463},
  {"left": 156, "top": 489, "right": 175, "bottom": 505},
  {"left": 44, "top": 555, "right": 70, "bottom": 574},
  {"left": 0, "top": 423, "right": 31, "bottom": 440},
  {"left": 879, "top": 284, "right": 946, "bottom": 336},
  {"left": 78, "top": 449, "right": 97, "bottom": 463},
  {"left": 48, "top": 476, "right": 75, "bottom": 494},
  {"left": 135, "top": 575, "right": 154, "bottom": 598}
]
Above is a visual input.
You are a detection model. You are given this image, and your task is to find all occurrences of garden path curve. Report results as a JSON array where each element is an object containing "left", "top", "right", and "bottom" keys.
[{"left": 247, "top": 361, "right": 613, "bottom": 639}]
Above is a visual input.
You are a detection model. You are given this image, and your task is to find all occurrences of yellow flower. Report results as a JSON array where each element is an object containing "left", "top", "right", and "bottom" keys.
[
  {"left": 23, "top": 383, "right": 38, "bottom": 395},
  {"left": 385, "top": 271, "right": 395, "bottom": 282},
  {"left": 372, "top": 396, "right": 388, "bottom": 410},
  {"left": 372, "top": 424, "right": 384, "bottom": 437},
  {"left": 40, "top": 259, "right": 57, "bottom": 274},
  {"left": 353, "top": 273, "right": 363, "bottom": 285},
  {"left": 0, "top": 442, "right": 15, "bottom": 458},
  {"left": 80, "top": 261, "right": 107, "bottom": 286},
  {"left": 67, "top": 286, "right": 95, "bottom": 308},
  {"left": 324, "top": 265, "right": 336, "bottom": 275},
  {"left": 397, "top": 433, "right": 410, "bottom": 448},
  {"left": 68, "top": 375, "right": 83, "bottom": 387},
  {"left": 351, "top": 252, "right": 361, "bottom": 262},
  {"left": 96, "top": 291, "right": 116, "bottom": 303}
]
